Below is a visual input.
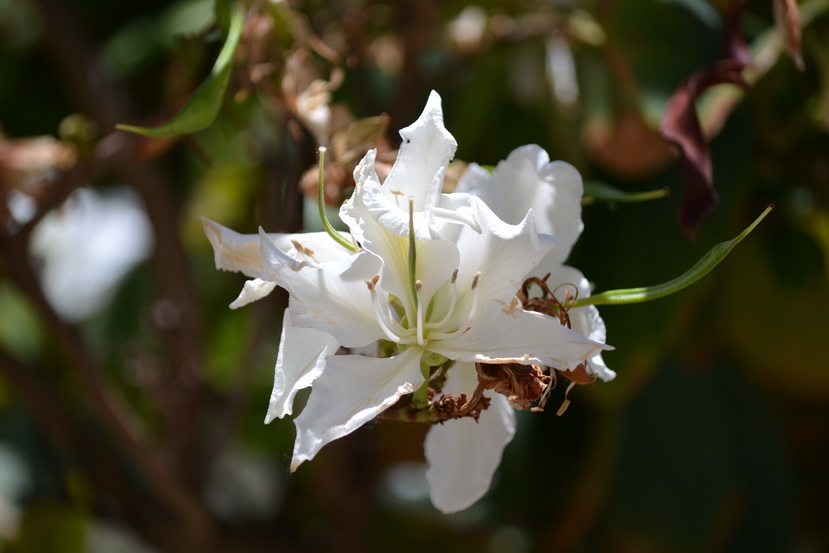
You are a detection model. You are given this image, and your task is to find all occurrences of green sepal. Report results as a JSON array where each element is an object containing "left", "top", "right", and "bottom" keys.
[
  {"left": 421, "top": 351, "right": 448, "bottom": 367},
  {"left": 411, "top": 362, "right": 432, "bottom": 408},
  {"left": 115, "top": 2, "right": 243, "bottom": 138},
  {"left": 573, "top": 205, "right": 773, "bottom": 307}
]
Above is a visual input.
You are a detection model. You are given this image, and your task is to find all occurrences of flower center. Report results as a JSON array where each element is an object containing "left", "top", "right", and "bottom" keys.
[{"left": 364, "top": 269, "right": 482, "bottom": 350}]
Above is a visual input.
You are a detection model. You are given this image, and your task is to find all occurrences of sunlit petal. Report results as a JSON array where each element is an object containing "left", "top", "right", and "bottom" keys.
[
  {"left": 424, "top": 362, "right": 516, "bottom": 514},
  {"left": 265, "top": 309, "right": 340, "bottom": 422},
  {"left": 203, "top": 218, "right": 351, "bottom": 277},
  {"left": 383, "top": 90, "right": 457, "bottom": 211},
  {"left": 457, "top": 145, "right": 584, "bottom": 264},
  {"left": 533, "top": 264, "right": 615, "bottom": 381},
  {"left": 229, "top": 278, "right": 277, "bottom": 309},
  {"left": 291, "top": 347, "right": 424, "bottom": 470},
  {"left": 260, "top": 231, "right": 387, "bottom": 348},
  {"left": 203, "top": 217, "right": 265, "bottom": 278},
  {"left": 442, "top": 199, "right": 556, "bottom": 316},
  {"left": 431, "top": 303, "right": 611, "bottom": 372}
]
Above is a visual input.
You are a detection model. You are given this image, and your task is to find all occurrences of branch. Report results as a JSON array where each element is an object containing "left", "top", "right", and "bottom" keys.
[
  {"left": 0, "top": 235, "right": 210, "bottom": 543},
  {"left": 33, "top": 0, "right": 209, "bottom": 489}
]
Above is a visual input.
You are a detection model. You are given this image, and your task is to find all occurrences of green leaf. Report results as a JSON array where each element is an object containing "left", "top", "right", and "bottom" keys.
[
  {"left": 582, "top": 180, "right": 670, "bottom": 205},
  {"left": 115, "top": 2, "right": 243, "bottom": 138},
  {"left": 574, "top": 205, "right": 773, "bottom": 307}
]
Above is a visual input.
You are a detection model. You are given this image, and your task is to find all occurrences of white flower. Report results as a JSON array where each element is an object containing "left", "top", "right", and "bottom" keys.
[
  {"left": 457, "top": 145, "right": 615, "bottom": 382},
  {"left": 203, "top": 91, "right": 612, "bottom": 514}
]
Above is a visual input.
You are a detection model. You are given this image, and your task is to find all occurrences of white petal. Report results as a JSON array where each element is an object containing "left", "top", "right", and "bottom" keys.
[
  {"left": 383, "top": 91, "right": 457, "bottom": 212},
  {"left": 202, "top": 218, "right": 266, "bottom": 278},
  {"left": 203, "top": 218, "right": 352, "bottom": 278},
  {"left": 457, "top": 145, "right": 584, "bottom": 264},
  {"left": 441, "top": 198, "right": 556, "bottom": 317},
  {"left": 433, "top": 192, "right": 481, "bottom": 233},
  {"left": 341, "top": 154, "right": 437, "bottom": 245},
  {"left": 259, "top": 232, "right": 386, "bottom": 348},
  {"left": 283, "top": 232, "right": 356, "bottom": 265},
  {"left": 340, "top": 163, "right": 462, "bottom": 316},
  {"left": 266, "top": 309, "right": 340, "bottom": 423},
  {"left": 573, "top": 305, "right": 615, "bottom": 382},
  {"left": 291, "top": 347, "right": 424, "bottom": 470},
  {"left": 424, "top": 362, "right": 516, "bottom": 513},
  {"left": 529, "top": 264, "right": 615, "bottom": 382},
  {"left": 431, "top": 302, "right": 611, "bottom": 372},
  {"left": 229, "top": 278, "right": 277, "bottom": 309}
]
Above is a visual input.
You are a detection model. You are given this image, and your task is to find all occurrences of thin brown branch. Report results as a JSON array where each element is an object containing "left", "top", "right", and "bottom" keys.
[
  {"left": 33, "top": 0, "right": 209, "bottom": 491},
  {"left": 0, "top": 345, "right": 217, "bottom": 552},
  {"left": 0, "top": 346, "right": 84, "bottom": 454},
  {"left": 0, "top": 235, "right": 210, "bottom": 546}
]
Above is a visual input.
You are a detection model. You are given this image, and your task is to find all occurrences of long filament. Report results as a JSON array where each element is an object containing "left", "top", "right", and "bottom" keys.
[
  {"left": 424, "top": 269, "right": 459, "bottom": 329},
  {"left": 428, "top": 272, "right": 482, "bottom": 340},
  {"left": 365, "top": 276, "right": 411, "bottom": 343}
]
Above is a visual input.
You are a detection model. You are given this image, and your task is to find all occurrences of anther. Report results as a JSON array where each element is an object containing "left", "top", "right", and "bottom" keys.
[
  {"left": 556, "top": 381, "right": 576, "bottom": 416},
  {"left": 465, "top": 272, "right": 482, "bottom": 324},
  {"left": 365, "top": 275, "right": 406, "bottom": 343},
  {"left": 425, "top": 269, "right": 459, "bottom": 330},
  {"left": 453, "top": 272, "right": 482, "bottom": 335}
]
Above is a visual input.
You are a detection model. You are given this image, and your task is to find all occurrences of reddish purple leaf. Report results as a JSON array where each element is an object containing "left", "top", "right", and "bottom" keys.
[{"left": 660, "top": 0, "right": 750, "bottom": 238}]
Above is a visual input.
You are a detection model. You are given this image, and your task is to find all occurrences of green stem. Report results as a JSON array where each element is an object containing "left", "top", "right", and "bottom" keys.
[
  {"left": 411, "top": 362, "right": 431, "bottom": 408},
  {"left": 573, "top": 205, "right": 773, "bottom": 307},
  {"left": 582, "top": 183, "right": 670, "bottom": 206},
  {"left": 317, "top": 147, "right": 357, "bottom": 252}
]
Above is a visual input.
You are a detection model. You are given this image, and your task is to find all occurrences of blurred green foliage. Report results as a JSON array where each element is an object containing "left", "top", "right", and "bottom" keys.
[{"left": 1, "top": 0, "right": 828, "bottom": 552}]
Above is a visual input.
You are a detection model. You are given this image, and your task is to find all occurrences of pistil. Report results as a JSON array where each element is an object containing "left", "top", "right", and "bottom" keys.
[{"left": 415, "top": 280, "right": 426, "bottom": 347}]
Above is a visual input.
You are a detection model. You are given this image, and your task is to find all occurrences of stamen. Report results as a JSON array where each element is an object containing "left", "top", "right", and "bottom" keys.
[
  {"left": 428, "top": 271, "right": 483, "bottom": 340},
  {"left": 556, "top": 381, "right": 577, "bottom": 416},
  {"left": 461, "top": 272, "right": 482, "bottom": 330},
  {"left": 365, "top": 276, "right": 408, "bottom": 343},
  {"left": 415, "top": 280, "right": 426, "bottom": 347},
  {"left": 425, "top": 269, "right": 459, "bottom": 329}
]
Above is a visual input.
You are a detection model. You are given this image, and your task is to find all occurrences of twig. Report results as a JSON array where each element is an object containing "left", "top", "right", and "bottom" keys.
[
  {"left": 33, "top": 0, "right": 210, "bottom": 495},
  {"left": 0, "top": 235, "right": 210, "bottom": 541}
]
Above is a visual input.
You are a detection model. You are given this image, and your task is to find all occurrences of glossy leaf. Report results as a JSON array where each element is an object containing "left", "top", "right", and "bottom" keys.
[{"left": 115, "top": 4, "right": 243, "bottom": 138}]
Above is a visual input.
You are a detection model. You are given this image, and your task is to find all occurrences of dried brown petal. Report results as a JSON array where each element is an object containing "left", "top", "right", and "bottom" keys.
[{"left": 476, "top": 363, "right": 550, "bottom": 410}]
